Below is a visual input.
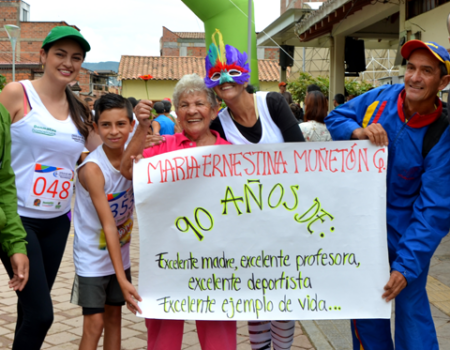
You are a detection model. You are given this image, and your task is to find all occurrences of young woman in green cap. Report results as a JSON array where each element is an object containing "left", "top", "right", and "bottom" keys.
[{"left": 0, "top": 26, "right": 100, "bottom": 349}]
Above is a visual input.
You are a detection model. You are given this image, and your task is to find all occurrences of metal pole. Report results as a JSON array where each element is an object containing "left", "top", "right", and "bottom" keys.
[
  {"left": 12, "top": 41, "right": 16, "bottom": 82},
  {"left": 248, "top": 0, "right": 252, "bottom": 66},
  {"left": 4, "top": 25, "right": 20, "bottom": 83},
  {"left": 303, "top": 47, "right": 306, "bottom": 72}
]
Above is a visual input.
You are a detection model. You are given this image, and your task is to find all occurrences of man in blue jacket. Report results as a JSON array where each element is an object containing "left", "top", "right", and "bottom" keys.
[{"left": 325, "top": 40, "right": 450, "bottom": 350}]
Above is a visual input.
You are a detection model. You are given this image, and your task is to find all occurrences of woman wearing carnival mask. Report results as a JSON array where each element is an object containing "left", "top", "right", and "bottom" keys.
[{"left": 204, "top": 29, "right": 305, "bottom": 350}]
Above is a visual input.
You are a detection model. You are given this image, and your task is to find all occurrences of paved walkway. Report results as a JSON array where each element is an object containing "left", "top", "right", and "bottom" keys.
[
  {"left": 301, "top": 233, "right": 450, "bottom": 350},
  {"left": 0, "top": 213, "right": 313, "bottom": 350},
  {"left": 0, "top": 210, "right": 448, "bottom": 349}
]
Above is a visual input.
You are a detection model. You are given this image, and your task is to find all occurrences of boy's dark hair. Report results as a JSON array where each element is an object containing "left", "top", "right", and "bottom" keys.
[
  {"left": 154, "top": 102, "right": 165, "bottom": 114},
  {"left": 334, "top": 93, "right": 345, "bottom": 105},
  {"left": 307, "top": 84, "right": 321, "bottom": 93},
  {"left": 84, "top": 97, "right": 93, "bottom": 102},
  {"left": 162, "top": 100, "right": 172, "bottom": 113},
  {"left": 127, "top": 97, "right": 138, "bottom": 109},
  {"left": 93, "top": 93, "right": 133, "bottom": 123}
]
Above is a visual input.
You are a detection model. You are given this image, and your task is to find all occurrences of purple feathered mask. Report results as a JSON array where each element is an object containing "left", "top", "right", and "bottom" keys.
[{"left": 204, "top": 29, "right": 251, "bottom": 89}]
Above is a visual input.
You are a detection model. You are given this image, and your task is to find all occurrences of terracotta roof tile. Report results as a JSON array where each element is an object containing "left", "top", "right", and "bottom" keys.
[
  {"left": 258, "top": 59, "right": 289, "bottom": 81},
  {"left": 173, "top": 32, "right": 205, "bottom": 39},
  {"left": 119, "top": 56, "right": 205, "bottom": 81},
  {"left": 119, "top": 56, "right": 286, "bottom": 82}
]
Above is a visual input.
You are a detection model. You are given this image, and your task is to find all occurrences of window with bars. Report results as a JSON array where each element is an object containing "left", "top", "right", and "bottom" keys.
[{"left": 406, "top": 0, "right": 450, "bottom": 19}]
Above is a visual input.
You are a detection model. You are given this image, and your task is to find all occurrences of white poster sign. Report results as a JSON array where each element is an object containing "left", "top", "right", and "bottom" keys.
[{"left": 134, "top": 141, "right": 391, "bottom": 320}]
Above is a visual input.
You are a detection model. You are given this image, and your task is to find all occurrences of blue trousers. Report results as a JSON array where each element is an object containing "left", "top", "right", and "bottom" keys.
[{"left": 351, "top": 263, "right": 438, "bottom": 350}]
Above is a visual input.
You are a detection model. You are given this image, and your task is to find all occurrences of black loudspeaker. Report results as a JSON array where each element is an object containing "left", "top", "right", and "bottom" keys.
[
  {"left": 345, "top": 37, "right": 366, "bottom": 73},
  {"left": 279, "top": 45, "right": 295, "bottom": 69}
]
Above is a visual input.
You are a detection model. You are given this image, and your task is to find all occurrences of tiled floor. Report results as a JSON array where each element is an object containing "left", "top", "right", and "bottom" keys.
[
  {"left": 0, "top": 213, "right": 314, "bottom": 350},
  {"left": 1, "top": 209, "right": 448, "bottom": 349},
  {"left": 306, "top": 233, "right": 450, "bottom": 350}
]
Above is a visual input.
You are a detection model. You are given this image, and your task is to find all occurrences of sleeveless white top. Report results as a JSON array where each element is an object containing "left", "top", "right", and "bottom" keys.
[
  {"left": 218, "top": 91, "right": 284, "bottom": 144},
  {"left": 73, "top": 145, "right": 133, "bottom": 277},
  {"left": 11, "top": 80, "right": 85, "bottom": 219}
]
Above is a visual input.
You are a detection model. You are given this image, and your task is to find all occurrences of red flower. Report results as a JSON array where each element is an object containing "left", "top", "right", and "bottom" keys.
[{"left": 139, "top": 74, "right": 153, "bottom": 80}]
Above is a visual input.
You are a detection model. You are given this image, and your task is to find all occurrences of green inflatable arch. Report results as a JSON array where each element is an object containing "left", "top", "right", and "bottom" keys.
[{"left": 182, "top": 0, "right": 259, "bottom": 88}]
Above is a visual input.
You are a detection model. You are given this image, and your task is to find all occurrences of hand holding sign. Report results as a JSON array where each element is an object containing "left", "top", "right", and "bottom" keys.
[{"left": 134, "top": 141, "right": 391, "bottom": 321}]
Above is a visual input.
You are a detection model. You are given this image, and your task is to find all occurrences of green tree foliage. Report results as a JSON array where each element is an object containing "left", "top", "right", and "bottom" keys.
[
  {"left": 287, "top": 72, "right": 374, "bottom": 102},
  {"left": 287, "top": 72, "right": 317, "bottom": 103},
  {"left": 0, "top": 74, "right": 6, "bottom": 92},
  {"left": 346, "top": 79, "right": 375, "bottom": 96}
]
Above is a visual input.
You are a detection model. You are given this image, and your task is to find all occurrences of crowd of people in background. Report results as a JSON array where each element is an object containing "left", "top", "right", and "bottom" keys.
[{"left": 0, "top": 19, "right": 450, "bottom": 350}]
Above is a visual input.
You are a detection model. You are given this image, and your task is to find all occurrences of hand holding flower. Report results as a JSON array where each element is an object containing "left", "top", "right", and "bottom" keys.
[
  {"left": 135, "top": 100, "right": 154, "bottom": 127},
  {"left": 138, "top": 75, "right": 157, "bottom": 119}
]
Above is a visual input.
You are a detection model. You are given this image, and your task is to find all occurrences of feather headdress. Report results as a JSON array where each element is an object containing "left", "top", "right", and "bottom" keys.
[{"left": 204, "top": 29, "right": 250, "bottom": 89}]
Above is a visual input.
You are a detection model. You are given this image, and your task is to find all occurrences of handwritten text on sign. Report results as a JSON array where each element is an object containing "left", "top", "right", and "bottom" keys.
[{"left": 134, "top": 141, "right": 391, "bottom": 320}]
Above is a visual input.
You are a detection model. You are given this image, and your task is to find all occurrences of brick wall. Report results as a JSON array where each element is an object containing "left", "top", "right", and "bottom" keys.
[
  {"left": 0, "top": 69, "right": 34, "bottom": 82},
  {"left": 163, "top": 48, "right": 180, "bottom": 56},
  {"left": 160, "top": 27, "right": 207, "bottom": 57},
  {"left": 0, "top": 0, "right": 75, "bottom": 63},
  {"left": 78, "top": 68, "right": 91, "bottom": 93},
  {"left": 160, "top": 25, "right": 275, "bottom": 60},
  {"left": 1, "top": 66, "right": 93, "bottom": 92},
  {"left": 0, "top": 0, "right": 20, "bottom": 28},
  {"left": 281, "top": 0, "right": 287, "bottom": 14},
  {"left": 264, "top": 48, "right": 280, "bottom": 60},
  {"left": 0, "top": 2, "right": 92, "bottom": 89},
  {"left": 161, "top": 26, "right": 180, "bottom": 56},
  {"left": 19, "top": 22, "right": 73, "bottom": 62},
  {"left": 187, "top": 47, "right": 206, "bottom": 57},
  {"left": 162, "top": 26, "right": 178, "bottom": 43}
]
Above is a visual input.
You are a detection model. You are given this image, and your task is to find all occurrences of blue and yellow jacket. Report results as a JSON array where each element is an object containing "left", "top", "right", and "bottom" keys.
[{"left": 325, "top": 84, "right": 450, "bottom": 285}]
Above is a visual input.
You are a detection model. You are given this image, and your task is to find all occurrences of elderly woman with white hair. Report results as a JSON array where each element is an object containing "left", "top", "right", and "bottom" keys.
[{"left": 121, "top": 73, "right": 235, "bottom": 350}]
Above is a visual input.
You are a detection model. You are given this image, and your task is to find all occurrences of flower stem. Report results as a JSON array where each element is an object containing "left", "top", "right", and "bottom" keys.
[{"left": 145, "top": 81, "right": 149, "bottom": 100}]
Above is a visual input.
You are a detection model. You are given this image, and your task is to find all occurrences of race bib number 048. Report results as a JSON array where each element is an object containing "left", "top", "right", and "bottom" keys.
[{"left": 25, "top": 164, "right": 74, "bottom": 212}]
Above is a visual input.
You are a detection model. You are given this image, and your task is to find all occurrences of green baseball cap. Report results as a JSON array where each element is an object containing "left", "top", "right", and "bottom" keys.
[{"left": 42, "top": 26, "right": 90, "bottom": 53}]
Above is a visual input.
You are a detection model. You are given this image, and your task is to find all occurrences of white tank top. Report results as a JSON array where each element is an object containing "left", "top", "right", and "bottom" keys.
[
  {"left": 73, "top": 145, "right": 133, "bottom": 277},
  {"left": 10, "top": 80, "right": 85, "bottom": 219},
  {"left": 218, "top": 91, "right": 284, "bottom": 144}
]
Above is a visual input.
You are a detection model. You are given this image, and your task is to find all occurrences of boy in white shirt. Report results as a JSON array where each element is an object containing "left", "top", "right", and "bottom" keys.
[{"left": 71, "top": 94, "right": 141, "bottom": 350}]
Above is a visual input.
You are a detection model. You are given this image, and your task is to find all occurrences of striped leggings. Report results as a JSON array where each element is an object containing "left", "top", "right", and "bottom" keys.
[{"left": 248, "top": 321, "right": 295, "bottom": 350}]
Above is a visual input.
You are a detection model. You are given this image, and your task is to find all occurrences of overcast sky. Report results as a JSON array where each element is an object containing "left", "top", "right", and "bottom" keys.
[{"left": 24, "top": 0, "right": 281, "bottom": 63}]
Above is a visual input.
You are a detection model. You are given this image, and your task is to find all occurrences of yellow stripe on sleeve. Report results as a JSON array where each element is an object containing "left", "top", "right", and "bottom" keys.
[{"left": 362, "top": 101, "right": 379, "bottom": 128}]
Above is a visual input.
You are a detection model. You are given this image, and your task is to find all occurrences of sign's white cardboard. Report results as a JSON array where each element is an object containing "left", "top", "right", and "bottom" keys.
[{"left": 133, "top": 141, "right": 391, "bottom": 321}]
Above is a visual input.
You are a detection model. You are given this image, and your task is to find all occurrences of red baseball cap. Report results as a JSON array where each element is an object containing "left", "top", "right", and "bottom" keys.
[
  {"left": 278, "top": 82, "right": 287, "bottom": 87},
  {"left": 401, "top": 40, "right": 450, "bottom": 74}
]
